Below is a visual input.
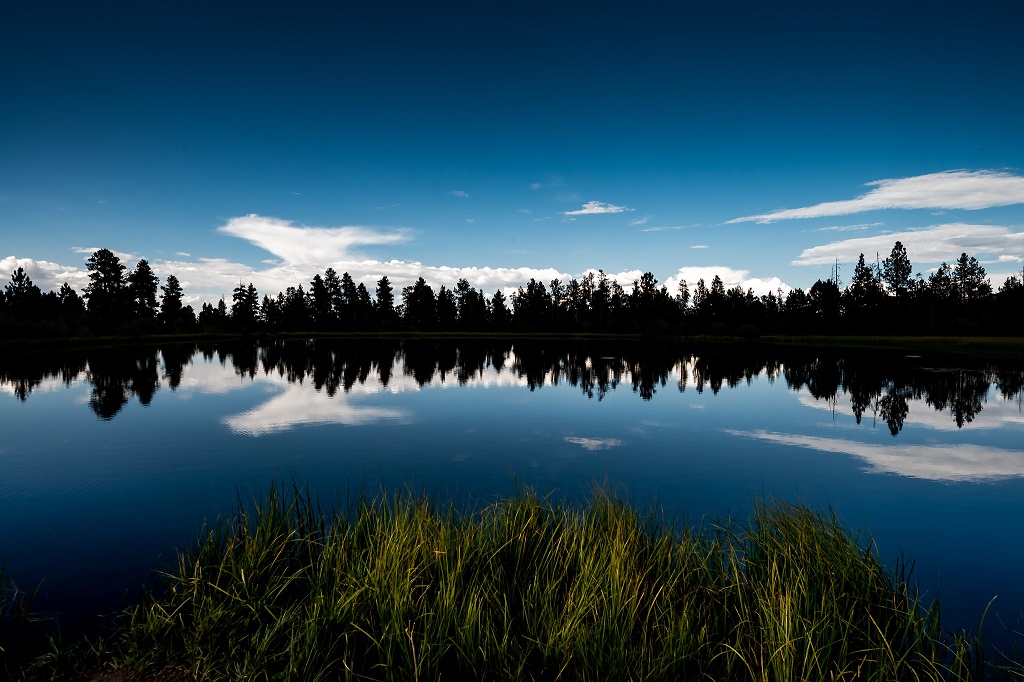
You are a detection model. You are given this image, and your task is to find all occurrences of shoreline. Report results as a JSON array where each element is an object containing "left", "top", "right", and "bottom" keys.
[
  {"left": 3, "top": 330, "right": 1022, "bottom": 360},
  {"left": 4, "top": 487, "right": 1021, "bottom": 680}
]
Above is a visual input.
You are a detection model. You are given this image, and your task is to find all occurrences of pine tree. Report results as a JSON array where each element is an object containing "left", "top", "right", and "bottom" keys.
[
  {"left": 159, "top": 275, "right": 184, "bottom": 324},
  {"left": 952, "top": 252, "right": 991, "bottom": 305},
  {"left": 128, "top": 259, "right": 160, "bottom": 320},
  {"left": 881, "top": 241, "right": 913, "bottom": 297},
  {"left": 84, "top": 248, "right": 129, "bottom": 326},
  {"left": 375, "top": 276, "right": 396, "bottom": 329},
  {"left": 4, "top": 267, "right": 42, "bottom": 313}
]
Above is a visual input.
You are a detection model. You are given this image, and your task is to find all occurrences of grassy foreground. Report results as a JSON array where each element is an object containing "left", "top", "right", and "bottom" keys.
[{"left": 9, "top": 487, "right": 1023, "bottom": 681}]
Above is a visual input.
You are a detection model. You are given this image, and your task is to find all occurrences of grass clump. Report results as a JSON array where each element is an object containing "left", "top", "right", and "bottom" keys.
[
  {"left": 1, "top": 559, "right": 52, "bottom": 680},
  {"left": 33, "top": 487, "right": 1024, "bottom": 681}
]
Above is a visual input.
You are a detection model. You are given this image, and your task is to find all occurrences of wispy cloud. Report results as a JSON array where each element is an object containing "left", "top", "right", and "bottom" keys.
[
  {"left": 175, "top": 251, "right": 191, "bottom": 257},
  {"left": 563, "top": 200, "right": 631, "bottom": 216},
  {"left": 690, "top": 245, "right": 709, "bottom": 249},
  {"left": 641, "top": 225, "right": 697, "bottom": 232},
  {"left": 629, "top": 215, "right": 651, "bottom": 226},
  {"left": 218, "top": 214, "right": 409, "bottom": 265},
  {"left": 729, "top": 170, "right": 1024, "bottom": 224},
  {"left": 450, "top": 190, "right": 469, "bottom": 198},
  {"left": 793, "top": 223, "right": 1024, "bottom": 266},
  {"left": 530, "top": 176, "right": 566, "bottom": 191},
  {"left": 811, "top": 222, "right": 883, "bottom": 233}
]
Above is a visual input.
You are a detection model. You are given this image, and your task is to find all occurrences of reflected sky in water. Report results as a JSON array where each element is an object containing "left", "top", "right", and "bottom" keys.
[{"left": 1, "top": 340, "right": 1023, "bottom": 641}]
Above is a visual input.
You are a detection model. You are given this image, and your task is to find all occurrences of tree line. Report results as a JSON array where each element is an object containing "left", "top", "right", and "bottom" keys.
[{"left": 2, "top": 244, "right": 1022, "bottom": 339}]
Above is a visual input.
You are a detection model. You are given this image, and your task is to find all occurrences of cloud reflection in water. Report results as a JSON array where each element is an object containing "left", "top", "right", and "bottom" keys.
[
  {"left": 564, "top": 437, "right": 624, "bottom": 451},
  {"left": 727, "top": 429, "right": 1024, "bottom": 482},
  {"left": 224, "top": 381, "right": 407, "bottom": 436}
]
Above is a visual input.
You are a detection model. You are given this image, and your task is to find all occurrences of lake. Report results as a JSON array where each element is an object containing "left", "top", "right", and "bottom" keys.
[{"left": 2, "top": 338, "right": 1023, "bottom": 643}]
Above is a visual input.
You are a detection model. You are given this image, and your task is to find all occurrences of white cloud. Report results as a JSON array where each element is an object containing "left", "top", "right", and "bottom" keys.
[
  {"left": 450, "top": 190, "right": 469, "bottom": 198},
  {"left": 641, "top": 225, "right": 695, "bottom": 232},
  {"left": 793, "top": 223, "right": 1024, "bottom": 266},
  {"left": 690, "top": 245, "right": 709, "bottom": 249},
  {"left": 563, "top": 200, "right": 631, "bottom": 216},
  {"left": 71, "top": 246, "right": 136, "bottom": 262},
  {"left": 728, "top": 429, "right": 1024, "bottom": 482},
  {"left": 2, "top": 244, "right": 795, "bottom": 313},
  {"left": 0, "top": 256, "right": 90, "bottom": 292},
  {"left": 580, "top": 268, "right": 647, "bottom": 291},
  {"left": 664, "top": 266, "right": 792, "bottom": 297},
  {"left": 564, "top": 436, "right": 623, "bottom": 451},
  {"left": 158, "top": 252, "right": 577, "bottom": 305},
  {"left": 811, "top": 222, "right": 883, "bottom": 233},
  {"left": 629, "top": 215, "right": 652, "bottom": 226},
  {"left": 729, "top": 170, "right": 1024, "bottom": 224},
  {"left": 5, "top": 235, "right": 580, "bottom": 305},
  {"left": 2, "top": 213, "right": 799, "bottom": 308},
  {"left": 217, "top": 214, "right": 409, "bottom": 266},
  {"left": 175, "top": 251, "right": 191, "bottom": 257}
]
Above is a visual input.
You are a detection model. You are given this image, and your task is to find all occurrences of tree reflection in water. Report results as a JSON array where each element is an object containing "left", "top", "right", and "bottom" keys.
[{"left": 1, "top": 340, "right": 1021, "bottom": 431}]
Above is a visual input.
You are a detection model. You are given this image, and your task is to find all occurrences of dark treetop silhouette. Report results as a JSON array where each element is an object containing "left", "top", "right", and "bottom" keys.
[{"left": 2, "top": 244, "right": 1023, "bottom": 339}]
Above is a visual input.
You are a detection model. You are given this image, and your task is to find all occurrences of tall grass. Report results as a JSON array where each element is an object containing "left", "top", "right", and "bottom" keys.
[
  {"left": 32, "top": 487, "right": 1024, "bottom": 680},
  {"left": 1, "top": 558, "right": 50, "bottom": 680}
]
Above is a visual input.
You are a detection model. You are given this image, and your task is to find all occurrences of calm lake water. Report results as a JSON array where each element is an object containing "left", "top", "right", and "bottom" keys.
[{"left": 2, "top": 339, "right": 1024, "bottom": 642}]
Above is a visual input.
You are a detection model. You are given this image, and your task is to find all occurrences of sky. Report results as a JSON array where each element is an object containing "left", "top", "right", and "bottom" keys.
[{"left": 3, "top": 1, "right": 1024, "bottom": 308}]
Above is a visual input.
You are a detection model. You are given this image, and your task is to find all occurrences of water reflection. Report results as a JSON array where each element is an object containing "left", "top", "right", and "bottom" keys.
[
  {"left": 0, "top": 347, "right": 86, "bottom": 401},
  {"left": 4, "top": 338, "right": 1024, "bottom": 642},
  {"left": 729, "top": 430, "right": 1024, "bottom": 482},
  {"left": 85, "top": 347, "right": 161, "bottom": 420},
  {"left": 224, "top": 377, "right": 407, "bottom": 436},
  {"left": 564, "top": 436, "right": 624, "bottom": 451},
  {"left": 2, "top": 340, "right": 1022, "bottom": 435}
]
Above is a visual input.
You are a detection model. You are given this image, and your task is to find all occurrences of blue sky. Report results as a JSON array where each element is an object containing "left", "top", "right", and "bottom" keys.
[{"left": 3, "top": 1, "right": 1024, "bottom": 307}]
